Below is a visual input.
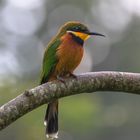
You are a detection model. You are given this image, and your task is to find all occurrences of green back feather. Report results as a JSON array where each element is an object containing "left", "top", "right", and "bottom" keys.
[{"left": 40, "top": 39, "right": 61, "bottom": 84}]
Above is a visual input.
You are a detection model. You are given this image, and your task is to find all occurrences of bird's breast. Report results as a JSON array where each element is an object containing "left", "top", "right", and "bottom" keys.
[{"left": 55, "top": 34, "right": 84, "bottom": 75}]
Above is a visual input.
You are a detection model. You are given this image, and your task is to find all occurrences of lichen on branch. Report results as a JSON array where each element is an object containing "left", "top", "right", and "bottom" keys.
[{"left": 0, "top": 71, "right": 140, "bottom": 131}]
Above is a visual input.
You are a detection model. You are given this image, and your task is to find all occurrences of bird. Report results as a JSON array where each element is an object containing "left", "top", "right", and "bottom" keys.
[{"left": 40, "top": 21, "right": 105, "bottom": 139}]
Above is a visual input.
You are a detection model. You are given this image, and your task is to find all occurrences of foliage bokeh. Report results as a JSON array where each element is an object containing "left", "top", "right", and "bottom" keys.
[{"left": 0, "top": 0, "right": 140, "bottom": 140}]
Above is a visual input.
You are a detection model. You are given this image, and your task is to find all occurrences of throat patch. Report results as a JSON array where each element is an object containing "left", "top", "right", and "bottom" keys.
[{"left": 70, "top": 33, "right": 84, "bottom": 46}]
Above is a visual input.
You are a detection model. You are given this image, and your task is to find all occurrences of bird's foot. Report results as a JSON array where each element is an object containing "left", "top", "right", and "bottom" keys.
[
  {"left": 56, "top": 75, "right": 66, "bottom": 83},
  {"left": 68, "top": 73, "right": 77, "bottom": 79}
]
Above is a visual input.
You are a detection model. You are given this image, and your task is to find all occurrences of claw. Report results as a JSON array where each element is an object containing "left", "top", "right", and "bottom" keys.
[
  {"left": 56, "top": 75, "right": 65, "bottom": 83},
  {"left": 69, "top": 73, "right": 77, "bottom": 79}
]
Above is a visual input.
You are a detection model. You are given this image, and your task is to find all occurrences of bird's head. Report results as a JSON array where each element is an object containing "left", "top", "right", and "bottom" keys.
[{"left": 58, "top": 21, "right": 105, "bottom": 41}]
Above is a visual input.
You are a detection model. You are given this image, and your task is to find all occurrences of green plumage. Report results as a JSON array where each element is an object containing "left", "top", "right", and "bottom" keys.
[
  {"left": 40, "top": 39, "right": 61, "bottom": 84},
  {"left": 40, "top": 22, "right": 90, "bottom": 84},
  {"left": 40, "top": 21, "right": 105, "bottom": 139}
]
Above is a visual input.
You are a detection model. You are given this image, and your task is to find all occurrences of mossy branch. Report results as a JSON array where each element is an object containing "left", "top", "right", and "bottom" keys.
[{"left": 0, "top": 71, "right": 140, "bottom": 131}]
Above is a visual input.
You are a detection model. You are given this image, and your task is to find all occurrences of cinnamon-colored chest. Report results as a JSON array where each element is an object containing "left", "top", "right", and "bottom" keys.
[{"left": 55, "top": 33, "right": 84, "bottom": 75}]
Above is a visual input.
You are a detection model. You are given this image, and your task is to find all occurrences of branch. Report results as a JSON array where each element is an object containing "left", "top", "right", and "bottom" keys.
[{"left": 0, "top": 71, "right": 140, "bottom": 131}]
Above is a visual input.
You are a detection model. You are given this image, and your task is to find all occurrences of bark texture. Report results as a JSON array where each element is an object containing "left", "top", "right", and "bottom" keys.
[{"left": 0, "top": 71, "right": 140, "bottom": 131}]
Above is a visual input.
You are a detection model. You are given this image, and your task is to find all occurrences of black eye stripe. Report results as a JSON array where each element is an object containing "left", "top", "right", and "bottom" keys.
[
  {"left": 75, "top": 27, "right": 80, "bottom": 30},
  {"left": 68, "top": 26, "right": 89, "bottom": 32},
  {"left": 75, "top": 27, "right": 84, "bottom": 31}
]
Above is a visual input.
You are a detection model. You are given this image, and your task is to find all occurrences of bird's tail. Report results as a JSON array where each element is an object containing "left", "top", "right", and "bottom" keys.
[{"left": 44, "top": 100, "right": 58, "bottom": 139}]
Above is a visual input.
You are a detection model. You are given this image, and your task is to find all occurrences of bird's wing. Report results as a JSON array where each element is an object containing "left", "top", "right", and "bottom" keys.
[{"left": 40, "top": 39, "right": 61, "bottom": 84}]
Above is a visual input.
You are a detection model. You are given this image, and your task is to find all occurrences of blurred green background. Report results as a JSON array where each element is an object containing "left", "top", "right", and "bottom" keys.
[{"left": 0, "top": 0, "right": 140, "bottom": 139}]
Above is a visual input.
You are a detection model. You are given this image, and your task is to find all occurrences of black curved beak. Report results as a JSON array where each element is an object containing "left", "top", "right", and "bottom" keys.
[{"left": 85, "top": 31, "right": 105, "bottom": 37}]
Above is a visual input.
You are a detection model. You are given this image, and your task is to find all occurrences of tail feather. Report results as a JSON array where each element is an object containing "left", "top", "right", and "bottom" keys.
[{"left": 44, "top": 100, "right": 58, "bottom": 139}]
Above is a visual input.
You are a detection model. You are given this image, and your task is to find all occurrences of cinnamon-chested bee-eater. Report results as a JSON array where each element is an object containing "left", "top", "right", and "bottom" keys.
[{"left": 40, "top": 21, "right": 105, "bottom": 139}]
